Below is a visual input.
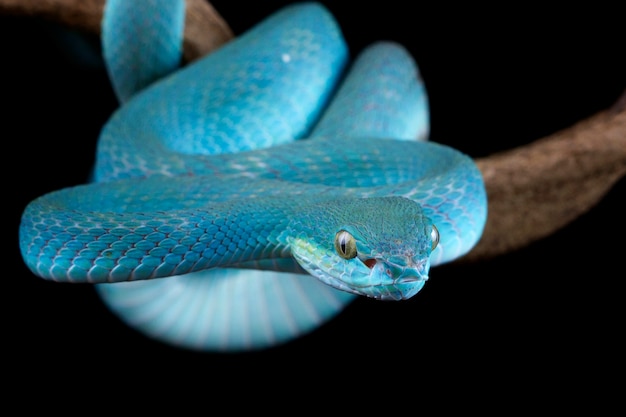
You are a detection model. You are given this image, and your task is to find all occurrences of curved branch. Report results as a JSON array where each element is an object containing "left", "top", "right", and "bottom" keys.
[
  {"left": 2, "top": 0, "right": 625, "bottom": 262},
  {"left": 466, "top": 104, "right": 626, "bottom": 261},
  {"left": 0, "top": 0, "right": 234, "bottom": 62}
]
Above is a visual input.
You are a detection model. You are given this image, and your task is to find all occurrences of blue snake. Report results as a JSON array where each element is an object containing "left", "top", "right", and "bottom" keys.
[{"left": 18, "top": 0, "right": 487, "bottom": 351}]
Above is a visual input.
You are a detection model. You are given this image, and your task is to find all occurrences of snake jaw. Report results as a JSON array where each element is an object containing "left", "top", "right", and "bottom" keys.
[
  {"left": 287, "top": 235, "right": 431, "bottom": 301},
  {"left": 360, "top": 258, "right": 429, "bottom": 300}
]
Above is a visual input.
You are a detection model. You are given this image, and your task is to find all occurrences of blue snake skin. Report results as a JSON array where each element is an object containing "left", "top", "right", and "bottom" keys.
[{"left": 18, "top": 1, "right": 487, "bottom": 351}]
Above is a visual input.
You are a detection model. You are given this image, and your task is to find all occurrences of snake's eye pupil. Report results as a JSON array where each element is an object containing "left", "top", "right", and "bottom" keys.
[
  {"left": 430, "top": 224, "right": 440, "bottom": 251},
  {"left": 335, "top": 230, "right": 357, "bottom": 260}
]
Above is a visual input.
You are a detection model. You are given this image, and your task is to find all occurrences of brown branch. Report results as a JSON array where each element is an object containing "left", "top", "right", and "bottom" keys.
[
  {"left": 0, "top": 0, "right": 234, "bottom": 62},
  {"left": 465, "top": 103, "right": 626, "bottom": 261},
  {"left": 2, "top": 0, "right": 625, "bottom": 262},
  {"left": 180, "top": 0, "right": 233, "bottom": 62}
]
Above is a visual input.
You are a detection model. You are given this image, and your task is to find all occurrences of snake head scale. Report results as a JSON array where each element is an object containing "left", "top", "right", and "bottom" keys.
[{"left": 287, "top": 196, "right": 439, "bottom": 301}]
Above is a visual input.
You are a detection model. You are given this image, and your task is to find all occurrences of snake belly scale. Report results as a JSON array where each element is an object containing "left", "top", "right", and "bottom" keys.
[{"left": 18, "top": 1, "right": 487, "bottom": 351}]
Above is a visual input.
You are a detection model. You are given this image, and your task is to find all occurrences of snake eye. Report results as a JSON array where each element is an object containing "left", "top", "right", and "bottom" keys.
[
  {"left": 430, "top": 224, "right": 439, "bottom": 251},
  {"left": 334, "top": 230, "right": 357, "bottom": 260}
]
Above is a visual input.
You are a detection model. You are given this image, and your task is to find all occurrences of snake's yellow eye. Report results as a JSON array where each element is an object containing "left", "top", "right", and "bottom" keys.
[
  {"left": 430, "top": 224, "right": 439, "bottom": 251},
  {"left": 334, "top": 230, "right": 357, "bottom": 259}
]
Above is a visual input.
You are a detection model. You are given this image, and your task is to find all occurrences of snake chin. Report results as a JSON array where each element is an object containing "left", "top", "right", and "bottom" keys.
[{"left": 369, "top": 280, "right": 427, "bottom": 301}]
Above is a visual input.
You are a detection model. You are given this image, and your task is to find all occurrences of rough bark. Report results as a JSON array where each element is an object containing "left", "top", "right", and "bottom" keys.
[
  {"left": 0, "top": 0, "right": 233, "bottom": 62},
  {"left": 466, "top": 105, "right": 626, "bottom": 261}
]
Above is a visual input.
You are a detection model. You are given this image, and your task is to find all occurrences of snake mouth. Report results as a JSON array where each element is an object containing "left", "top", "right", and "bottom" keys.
[
  {"left": 363, "top": 258, "right": 377, "bottom": 269},
  {"left": 346, "top": 257, "right": 427, "bottom": 300},
  {"left": 361, "top": 257, "right": 428, "bottom": 284}
]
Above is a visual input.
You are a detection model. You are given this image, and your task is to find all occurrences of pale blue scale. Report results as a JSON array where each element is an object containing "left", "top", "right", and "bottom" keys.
[
  {"left": 102, "top": 0, "right": 185, "bottom": 103},
  {"left": 97, "top": 270, "right": 353, "bottom": 351},
  {"left": 95, "top": 2, "right": 348, "bottom": 180},
  {"left": 311, "top": 41, "right": 429, "bottom": 141},
  {"left": 18, "top": 1, "right": 487, "bottom": 351}
]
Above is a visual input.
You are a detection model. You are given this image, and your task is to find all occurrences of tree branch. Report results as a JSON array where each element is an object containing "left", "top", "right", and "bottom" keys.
[
  {"left": 466, "top": 103, "right": 626, "bottom": 261},
  {"left": 0, "top": 0, "right": 234, "bottom": 62}
]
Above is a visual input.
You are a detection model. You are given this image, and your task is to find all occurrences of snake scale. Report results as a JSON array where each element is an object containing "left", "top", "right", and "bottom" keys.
[{"left": 18, "top": 0, "right": 487, "bottom": 351}]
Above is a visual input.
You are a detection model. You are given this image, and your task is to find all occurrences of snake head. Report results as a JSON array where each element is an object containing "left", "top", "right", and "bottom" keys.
[{"left": 287, "top": 196, "right": 438, "bottom": 301}]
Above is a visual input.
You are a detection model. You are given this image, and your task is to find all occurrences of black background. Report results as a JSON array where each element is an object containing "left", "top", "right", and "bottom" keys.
[{"left": 3, "top": 0, "right": 624, "bottom": 396}]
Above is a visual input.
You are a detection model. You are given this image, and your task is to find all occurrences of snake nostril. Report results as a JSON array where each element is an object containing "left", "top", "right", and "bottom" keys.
[{"left": 363, "top": 259, "right": 377, "bottom": 269}]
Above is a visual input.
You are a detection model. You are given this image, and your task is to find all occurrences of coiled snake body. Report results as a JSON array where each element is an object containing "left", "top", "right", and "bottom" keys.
[{"left": 18, "top": 1, "right": 487, "bottom": 351}]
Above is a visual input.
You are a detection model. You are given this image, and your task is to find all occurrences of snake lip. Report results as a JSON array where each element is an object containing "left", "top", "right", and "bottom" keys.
[{"left": 395, "top": 276, "right": 421, "bottom": 283}]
